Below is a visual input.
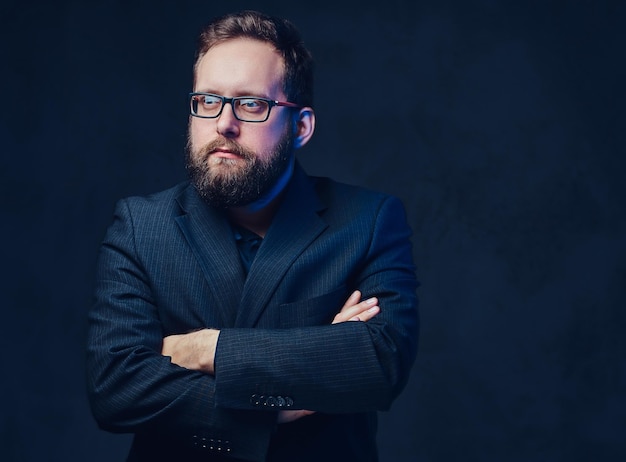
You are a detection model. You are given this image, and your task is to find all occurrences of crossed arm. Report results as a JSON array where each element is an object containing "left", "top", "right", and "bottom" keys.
[
  {"left": 88, "top": 193, "right": 418, "bottom": 449},
  {"left": 161, "top": 290, "right": 380, "bottom": 423}
]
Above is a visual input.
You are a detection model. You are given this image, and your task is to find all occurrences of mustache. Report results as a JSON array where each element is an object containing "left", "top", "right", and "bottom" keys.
[{"left": 197, "top": 137, "right": 254, "bottom": 161}]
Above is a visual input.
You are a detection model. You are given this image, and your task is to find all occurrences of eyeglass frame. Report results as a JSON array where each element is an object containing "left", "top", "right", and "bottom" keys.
[{"left": 189, "top": 92, "right": 302, "bottom": 123}]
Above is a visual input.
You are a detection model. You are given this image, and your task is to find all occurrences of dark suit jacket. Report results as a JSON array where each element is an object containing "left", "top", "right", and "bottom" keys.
[{"left": 86, "top": 164, "right": 419, "bottom": 461}]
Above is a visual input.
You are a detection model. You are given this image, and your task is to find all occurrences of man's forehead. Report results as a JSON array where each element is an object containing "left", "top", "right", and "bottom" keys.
[
  {"left": 194, "top": 38, "right": 285, "bottom": 96},
  {"left": 196, "top": 39, "right": 284, "bottom": 74}
]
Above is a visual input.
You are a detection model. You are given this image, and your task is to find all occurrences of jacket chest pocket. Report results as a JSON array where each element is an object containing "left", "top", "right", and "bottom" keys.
[{"left": 277, "top": 285, "right": 348, "bottom": 328}]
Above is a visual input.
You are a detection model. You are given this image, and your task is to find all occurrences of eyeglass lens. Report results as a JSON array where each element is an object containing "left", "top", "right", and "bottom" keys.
[{"left": 191, "top": 94, "right": 271, "bottom": 121}]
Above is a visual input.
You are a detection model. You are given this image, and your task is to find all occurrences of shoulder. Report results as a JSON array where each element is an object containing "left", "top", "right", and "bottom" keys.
[
  {"left": 121, "top": 181, "right": 189, "bottom": 207},
  {"left": 102, "top": 182, "right": 195, "bottom": 248},
  {"left": 309, "top": 175, "right": 404, "bottom": 216},
  {"left": 312, "top": 174, "right": 387, "bottom": 200},
  {"left": 104, "top": 182, "right": 193, "bottom": 239},
  {"left": 115, "top": 182, "right": 190, "bottom": 217}
]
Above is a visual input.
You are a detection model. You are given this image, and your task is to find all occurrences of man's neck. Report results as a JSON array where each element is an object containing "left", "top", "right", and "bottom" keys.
[
  {"left": 228, "top": 196, "right": 281, "bottom": 238},
  {"left": 227, "top": 159, "right": 295, "bottom": 238}
]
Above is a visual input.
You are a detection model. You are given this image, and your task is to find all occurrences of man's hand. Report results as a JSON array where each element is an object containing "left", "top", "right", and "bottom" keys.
[
  {"left": 162, "top": 328, "right": 220, "bottom": 375},
  {"left": 278, "top": 290, "right": 379, "bottom": 424},
  {"left": 331, "top": 290, "right": 379, "bottom": 324}
]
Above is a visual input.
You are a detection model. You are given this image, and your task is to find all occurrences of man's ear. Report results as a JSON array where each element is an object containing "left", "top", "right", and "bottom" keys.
[{"left": 293, "top": 107, "right": 315, "bottom": 149}]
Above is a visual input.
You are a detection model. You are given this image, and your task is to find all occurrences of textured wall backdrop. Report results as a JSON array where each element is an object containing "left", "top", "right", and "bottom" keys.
[{"left": 1, "top": 0, "right": 624, "bottom": 461}]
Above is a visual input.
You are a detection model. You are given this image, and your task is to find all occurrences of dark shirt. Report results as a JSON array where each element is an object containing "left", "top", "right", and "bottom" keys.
[{"left": 232, "top": 225, "right": 263, "bottom": 275}]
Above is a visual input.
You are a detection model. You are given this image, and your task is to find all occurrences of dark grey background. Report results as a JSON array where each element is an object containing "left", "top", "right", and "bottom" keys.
[{"left": 2, "top": 0, "right": 624, "bottom": 461}]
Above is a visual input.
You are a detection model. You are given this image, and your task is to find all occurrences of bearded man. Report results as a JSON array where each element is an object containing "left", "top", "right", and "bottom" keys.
[{"left": 87, "top": 10, "right": 419, "bottom": 462}]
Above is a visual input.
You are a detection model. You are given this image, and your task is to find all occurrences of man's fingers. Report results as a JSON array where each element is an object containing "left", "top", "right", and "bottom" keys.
[
  {"left": 333, "top": 295, "right": 379, "bottom": 324},
  {"left": 342, "top": 290, "right": 362, "bottom": 309},
  {"left": 277, "top": 409, "right": 316, "bottom": 424},
  {"left": 333, "top": 290, "right": 361, "bottom": 324},
  {"left": 348, "top": 304, "right": 379, "bottom": 322}
]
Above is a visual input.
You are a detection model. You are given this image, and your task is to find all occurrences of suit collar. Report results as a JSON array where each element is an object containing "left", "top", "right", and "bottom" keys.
[{"left": 174, "top": 184, "right": 244, "bottom": 327}]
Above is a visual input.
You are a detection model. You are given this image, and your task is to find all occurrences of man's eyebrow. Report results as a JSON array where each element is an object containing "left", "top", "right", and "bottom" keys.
[{"left": 195, "top": 88, "right": 273, "bottom": 99}]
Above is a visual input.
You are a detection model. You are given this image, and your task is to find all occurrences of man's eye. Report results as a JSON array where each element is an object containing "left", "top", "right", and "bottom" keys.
[
  {"left": 238, "top": 99, "right": 265, "bottom": 111},
  {"left": 202, "top": 96, "right": 221, "bottom": 106}
]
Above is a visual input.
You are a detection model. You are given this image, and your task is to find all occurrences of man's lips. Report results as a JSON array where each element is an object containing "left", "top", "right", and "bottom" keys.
[{"left": 210, "top": 149, "right": 242, "bottom": 159}]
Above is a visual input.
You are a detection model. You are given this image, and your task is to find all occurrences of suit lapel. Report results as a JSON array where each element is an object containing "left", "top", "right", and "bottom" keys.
[
  {"left": 235, "top": 165, "right": 328, "bottom": 327},
  {"left": 175, "top": 185, "right": 244, "bottom": 327}
]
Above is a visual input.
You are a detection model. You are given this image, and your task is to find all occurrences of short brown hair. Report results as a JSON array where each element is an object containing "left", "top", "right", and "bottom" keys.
[{"left": 194, "top": 10, "right": 314, "bottom": 107}]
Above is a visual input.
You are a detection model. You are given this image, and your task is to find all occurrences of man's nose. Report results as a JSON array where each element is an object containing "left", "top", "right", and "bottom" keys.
[{"left": 216, "top": 102, "right": 240, "bottom": 138}]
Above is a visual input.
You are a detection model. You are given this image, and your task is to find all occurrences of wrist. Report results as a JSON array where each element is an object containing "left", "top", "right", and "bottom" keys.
[{"left": 199, "top": 329, "right": 220, "bottom": 374}]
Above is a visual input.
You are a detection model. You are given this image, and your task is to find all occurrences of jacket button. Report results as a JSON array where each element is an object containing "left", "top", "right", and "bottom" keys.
[{"left": 266, "top": 396, "right": 278, "bottom": 407}]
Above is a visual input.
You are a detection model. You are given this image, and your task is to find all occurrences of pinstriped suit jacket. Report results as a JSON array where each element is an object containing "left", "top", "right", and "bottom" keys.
[{"left": 86, "top": 163, "right": 419, "bottom": 461}]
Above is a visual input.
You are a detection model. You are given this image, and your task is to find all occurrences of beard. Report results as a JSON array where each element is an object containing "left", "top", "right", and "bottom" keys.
[{"left": 185, "top": 127, "right": 294, "bottom": 209}]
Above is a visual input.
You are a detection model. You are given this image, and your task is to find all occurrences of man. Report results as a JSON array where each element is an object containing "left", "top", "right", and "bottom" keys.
[{"left": 87, "top": 10, "right": 418, "bottom": 462}]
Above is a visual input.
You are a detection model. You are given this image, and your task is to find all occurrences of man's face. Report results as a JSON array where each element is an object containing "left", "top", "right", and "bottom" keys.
[{"left": 187, "top": 38, "right": 295, "bottom": 208}]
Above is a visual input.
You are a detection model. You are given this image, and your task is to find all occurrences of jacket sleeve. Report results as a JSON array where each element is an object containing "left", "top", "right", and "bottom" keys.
[
  {"left": 213, "top": 195, "right": 419, "bottom": 413},
  {"left": 85, "top": 198, "right": 275, "bottom": 460}
]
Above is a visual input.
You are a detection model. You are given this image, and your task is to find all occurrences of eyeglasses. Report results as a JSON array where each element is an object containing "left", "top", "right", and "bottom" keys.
[{"left": 189, "top": 92, "right": 301, "bottom": 123}]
